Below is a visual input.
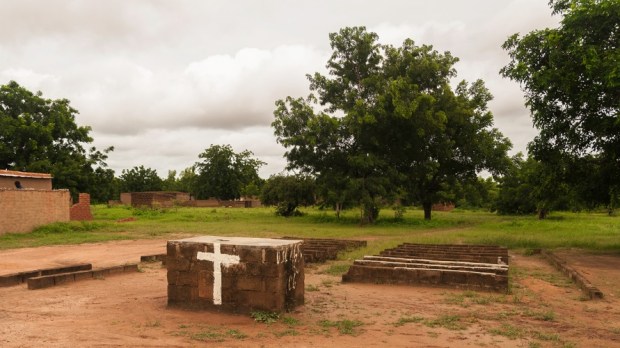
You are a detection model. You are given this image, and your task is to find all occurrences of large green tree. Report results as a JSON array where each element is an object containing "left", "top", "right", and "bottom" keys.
[
  {"left": 0, "top": 81, "right": 114, "bottom": 199},
  {"left": 274, "top": 27, "right": 510, "bottom": 221},
  {"left": 261, "top": 174, "right": 316, "bottom": 217},
  {"left": 501, "top": 0, "right": 620, "bottom": 210},
  {"left": 194, "top": 144, "right": 265, "bottom": 200},
  {"left": 119, "top": 165, "right": 163, "bottom": 192}
]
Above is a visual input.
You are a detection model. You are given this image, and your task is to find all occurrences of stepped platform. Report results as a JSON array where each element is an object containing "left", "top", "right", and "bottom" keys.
[{"left": 343, "top": 244, "right": 509, "bottom": 292}]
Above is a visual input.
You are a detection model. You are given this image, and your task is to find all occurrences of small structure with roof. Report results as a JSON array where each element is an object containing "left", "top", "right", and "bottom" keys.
[{"left": 0, "top": 170, "right": 52, "bottom": 190}]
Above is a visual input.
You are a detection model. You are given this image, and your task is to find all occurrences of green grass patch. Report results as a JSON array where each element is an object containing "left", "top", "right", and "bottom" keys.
[
  {"left": 318, "top": 319, "right": 364, "bottom": 335},
  {"left": 250, "top": 311, "right": 280, "bottom": 324},
  {"left": 444, "top": 291, "right": 505, "bottom": 307},
  {"left": 281, "top": 316, "right": 300, "bottom": 326},
  {"left": 321, "top": 263, "right": 351, "bottom": 276},
  {"left": 424, "top": 315, "right": 468, "bottom": 330},
  {"left": 393, "top": 315, "right": 425, "bottom": 327},
  {"left": 524, "top": 309, "right": 556, "bottom": 321},
  {"left": 273, "top": 329, "right": 299, "bottom": 337},
  {"left": 185, "top": 326, "right": 248, "bottom": 342},
  {"left": 489, "top": 323, "right": 526, "bottom": 339}
]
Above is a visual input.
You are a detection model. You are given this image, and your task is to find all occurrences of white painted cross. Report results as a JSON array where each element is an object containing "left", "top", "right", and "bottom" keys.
[{"left": 197, "top": 242, "right": 240, "bottom": 305}]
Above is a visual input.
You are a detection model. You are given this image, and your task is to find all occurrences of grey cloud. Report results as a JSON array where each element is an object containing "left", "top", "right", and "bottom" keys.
[{"left": 1, "top": 0, "right": 559, "bottom": 177}]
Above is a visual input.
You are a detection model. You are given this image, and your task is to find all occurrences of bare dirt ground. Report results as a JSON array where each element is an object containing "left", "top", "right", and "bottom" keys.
[{"left": 1, "top": 240, "right": 620, "bottom": 347}]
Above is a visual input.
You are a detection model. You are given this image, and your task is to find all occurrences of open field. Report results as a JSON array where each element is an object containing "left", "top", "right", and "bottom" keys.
[
  {"left": 1, "top": 206, "right": 620, "bottom": 347},
  {"left": 1, "top": 206, "right": 619, "bottom": 253}
]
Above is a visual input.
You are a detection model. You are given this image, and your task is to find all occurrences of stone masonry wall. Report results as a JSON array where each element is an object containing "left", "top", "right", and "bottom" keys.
[
  {"left": 167, "top": 236, "right": 304, "bottom": 313},
  {"left": 0, "top": 189, "right": 70, "bottom": 235}
]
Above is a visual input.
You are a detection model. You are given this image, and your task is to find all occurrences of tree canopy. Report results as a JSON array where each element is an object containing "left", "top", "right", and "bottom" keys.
[
  {"left": 501, "top": 0, "right": 620, "bottom": 210},
  {"left": 119, "top": 165, "right": 163, "bottom": 192},
  {"left": 273, "top": 27, "right": 511, "bottom": 221},
  {"left": 0, "top": 81, "right": 113, "bottom": 200},
  {"left": 261, "top": 174, "right": 316, "bottom": 216},
  {"left": 194, "top": 144, "right": 265, "bottom": 200}
]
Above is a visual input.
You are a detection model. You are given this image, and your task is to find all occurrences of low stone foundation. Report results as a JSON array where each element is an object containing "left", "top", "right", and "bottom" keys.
[
  {"left": 27, "top": 264, "right": 139, "bottom": 290},
  {"left": 0, "top": 263, "right": 92, "bottom": 287},
  {"left": 541, "top": 249, "right": 603, "bottom": 299},
  {"left": 281, "top": 237, "right": 367, "bottom": 263},
  {"left": 343, "top": 244, "right": 509, "bottom": 292},
  {"left": 167, "top": 236, "right": 304, "bottom": 313}
]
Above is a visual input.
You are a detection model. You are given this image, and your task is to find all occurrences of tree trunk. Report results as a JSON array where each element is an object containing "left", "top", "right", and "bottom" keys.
[
  {"left": 537, "top": 208, "right": 548, "bottom": 220},
  {"left": 335, "top": 202, "right": 341, "bottom": 219},
  {"left": 422, "top": 201, "right": 432, "bottom": 220}
]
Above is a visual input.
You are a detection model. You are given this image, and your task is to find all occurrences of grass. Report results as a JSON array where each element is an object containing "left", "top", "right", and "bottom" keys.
[
  {"left": 523, "top": 309, "right": 556, "bottom": 321},
  {"left": 2, "top": 206, "right": 619, "bottom": 253},
  {"left": 489, "top": 323, "right": 526, "bottom": 339},
  {"left": 250, "top": 311, "right": 280, "bottom": 324},
  {"left": 318, "top": 319, "right": 364, "bottom": 335},
  {"left": 177, "top": 325, "right": 248, "bottom": 342},
  {"left": 321, "top": 263, "right": 351, "bottom": 276},
  {"left": 424, "top": 315, "right": 468, "bottom": 330},
  {"left": 393, "top": 315, "right": 424, "bottom": 327},
  {"left": 443, "top": 291, "right": 505, "bottom": 307},
  {"left": 392, "top": 314, "right": 468, "bottom": 331}
]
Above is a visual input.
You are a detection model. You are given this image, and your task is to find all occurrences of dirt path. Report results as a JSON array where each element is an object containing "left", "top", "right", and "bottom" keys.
[
  {"left": 1, "top": 241, "right": 620, "bottom": 347},
  {"left": 0, "top": 239, "right": 167, "bottom": 274}
]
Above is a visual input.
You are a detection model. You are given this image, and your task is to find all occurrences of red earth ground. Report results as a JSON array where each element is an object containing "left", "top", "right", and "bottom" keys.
[{"left": 1, "top": 240, "right": 619, "bottom": 347}]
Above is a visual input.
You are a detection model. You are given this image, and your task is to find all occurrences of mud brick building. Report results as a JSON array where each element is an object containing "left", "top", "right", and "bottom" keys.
[
  {"left": 167, "top": 236, "right": 304, "bottom": 313},
  {"left": 0, "top": 170, "right": 93, "bottom": 234},
  {"left": 0, "top": 170, "right": 52, "bottom": 190}
]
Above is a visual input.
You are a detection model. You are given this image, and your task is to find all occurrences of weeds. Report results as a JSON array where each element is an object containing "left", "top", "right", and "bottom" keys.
[
  {"left": 443, "top": 291, "right": 500, "bottom": 307},
  {"left": 319, "top": 319, "right": 364, "bottom": 335},
  {"left": 184, "top": 326, "right": 248, "bottom": 342},
  {"left": 424, "top": 315, "right": 467, "bottom": 330},
  {"left": 251, "top": 311, "right": 280, "bottom": 324},
  {"left": 531, "top": 331, "right": 560, "bottom": 341},
  {"left": 489, "top": 323, "right": 526, "bottom": 339},
  {"left": 524, "top": 309, "right": 555, "bottom": 321},
  {"left": 393, "top": 316, "right": 424, "bottom": 327},
  {"left": 321, "top": 263, "right": 351, "bottom": 276},
  {"left": 282, "top": 316, "right": 300, "bottom": 326},
  {"left": 273, "top": 329, "right": 299, "bottom": 337}
]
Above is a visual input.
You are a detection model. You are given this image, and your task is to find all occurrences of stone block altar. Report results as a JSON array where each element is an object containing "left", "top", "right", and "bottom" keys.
[{"left": 167, "top": 236, "right": 304, "bottom": 313}]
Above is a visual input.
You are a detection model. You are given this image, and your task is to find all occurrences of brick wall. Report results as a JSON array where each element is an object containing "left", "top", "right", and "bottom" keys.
[
  {"left": 0, "top": 189, "right": 70, "bottom": 235},
  {"left": 70, "top": 193, "right": 93, "bottom": 221},
  {"left": 120, "top": 193, "right": 132, "bottom": 205},
  {"left": 181, "top": 198, "right": 221, "bottom": 207},
  {"left": 130, "top": 192, "right": 191, "bottom": 208}
]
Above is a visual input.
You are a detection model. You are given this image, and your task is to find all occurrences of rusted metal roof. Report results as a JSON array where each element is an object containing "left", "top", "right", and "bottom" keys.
[{"left": 0, "top": 170, "right": 52, "bottom": 179}]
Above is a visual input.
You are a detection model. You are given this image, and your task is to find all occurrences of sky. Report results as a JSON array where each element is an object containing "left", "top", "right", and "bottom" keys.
[{"left": 0, "top": 0, "right": 560, "bottom": 178}]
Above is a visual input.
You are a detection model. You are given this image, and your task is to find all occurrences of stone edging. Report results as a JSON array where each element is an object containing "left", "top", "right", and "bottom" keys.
[
  {"left": 27, "top": 264, "right": 139, "bottom": 290},
  {"left": 0, "top": 264, "right": 92, "bottom": 287},
  {"left": 541, "top": 249, "right": 603, "bottom": 299}
]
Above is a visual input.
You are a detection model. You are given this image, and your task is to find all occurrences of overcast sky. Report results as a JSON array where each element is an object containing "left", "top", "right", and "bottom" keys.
[{"left": 0, "top": 0, "right": 560, "bottom": 178}]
